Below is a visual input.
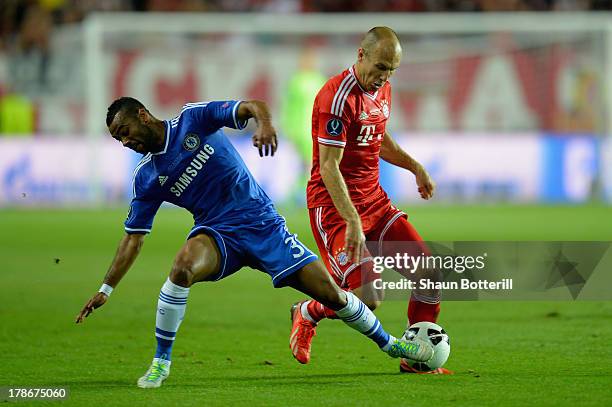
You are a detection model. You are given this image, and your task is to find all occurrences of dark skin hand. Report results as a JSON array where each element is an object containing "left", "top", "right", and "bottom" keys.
[
  {"left": 75, "top": 292, "right": 108, "bottom": 323},
  {"left": 236, "top": 100, "right": 278, "bottom": 157},
  {"left": 75, "top": 233, "right": 144, "bottom": 324}
]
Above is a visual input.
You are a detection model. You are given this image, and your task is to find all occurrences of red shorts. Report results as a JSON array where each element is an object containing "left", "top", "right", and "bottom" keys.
[{"left": 309, "top": 198, "right": 427, "bottom": 290}]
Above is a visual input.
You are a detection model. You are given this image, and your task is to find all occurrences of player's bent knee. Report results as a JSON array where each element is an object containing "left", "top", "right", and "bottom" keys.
[{"left": 170, "top": 260, "right": 196, "bottom": 287}]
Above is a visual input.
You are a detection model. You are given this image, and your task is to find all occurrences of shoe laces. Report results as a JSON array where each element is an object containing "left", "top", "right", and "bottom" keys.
[
  {"left": 393, "top": 340, "right": 420, "bottom": 356},
  {"left": 146, "top": 362, "right": 166, "bottom": 381}
]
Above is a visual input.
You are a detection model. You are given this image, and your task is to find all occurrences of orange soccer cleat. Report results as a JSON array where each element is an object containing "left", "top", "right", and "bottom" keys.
[
  {"left": 289, "top": 301, "right": 317, "bottom": 364},
  {"left": 399, "top": 358, "right": 454, "bottom": 375}
]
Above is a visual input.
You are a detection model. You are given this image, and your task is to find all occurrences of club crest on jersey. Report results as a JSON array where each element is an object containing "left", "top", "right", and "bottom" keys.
[
  {"left": 326, "top": 118, "right": 343, "bottom": 137},
  {"left": 337, "top": 251, "right": 349, "bottom": 266},
  {"left": 183, "top": 133, "right": 201, "bottom": 151},
  {"left": 382, "top": 100, "right": 389, "bottom": 118}
]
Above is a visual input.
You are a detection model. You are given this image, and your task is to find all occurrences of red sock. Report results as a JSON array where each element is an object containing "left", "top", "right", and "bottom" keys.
[
  {"left": 304, "top": 300, "right": 339, "bottom": 323},
  {"left": 408, "top": 297, "right": 440, "bottom": 324}
]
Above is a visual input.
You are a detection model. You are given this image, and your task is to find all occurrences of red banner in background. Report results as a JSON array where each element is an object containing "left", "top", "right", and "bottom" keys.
[{"left": 0, "top": 31, "right": 603, "bottom": 135}]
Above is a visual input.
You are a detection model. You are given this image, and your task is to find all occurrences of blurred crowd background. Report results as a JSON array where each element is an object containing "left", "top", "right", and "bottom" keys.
[
  {"left": 0, "top": 0, "right": 610, "bottom": 135},
  {"left": 0, "top": 1, "right": 610, "bottom": 207},
  {"left": 2, "top": 0, "right": 611, "bottom": 55}
]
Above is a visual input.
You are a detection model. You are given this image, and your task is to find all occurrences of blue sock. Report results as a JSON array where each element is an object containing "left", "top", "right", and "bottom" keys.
[
  {"left": 154, "top": 279, "right": 190, "bottom": 360},
  {"left": 334, "top": 291, "right": 395, "bottom": 350}
]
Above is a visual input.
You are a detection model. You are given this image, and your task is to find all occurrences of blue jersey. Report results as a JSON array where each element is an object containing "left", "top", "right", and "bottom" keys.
[{"left": 125, "top": 100, "right": 276, "bottom": 234}]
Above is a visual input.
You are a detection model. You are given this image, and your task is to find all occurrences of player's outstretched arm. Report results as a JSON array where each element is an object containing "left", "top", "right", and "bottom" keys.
[
  {"left": 380, "top": 131, "right": 435, "bottom": 200},
  {"left": 236, "top": 100, "right": 278, "bottom": 157},
  {"left": 75, "top": 233, "right": 145, "bottom": 323},
  {"left": 319, "top": 145, "right": 365, "bottom": 263}
]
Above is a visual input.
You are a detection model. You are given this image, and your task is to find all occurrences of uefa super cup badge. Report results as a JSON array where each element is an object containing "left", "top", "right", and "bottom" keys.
[
  {"left": 382, "top": 100, "right": 389, "bottom": 118},
  {"left": 183, "top": 133, "right": 201, "bottom": 151},
  {"left": 326, "top": 118, "right": 343, "bottom": 137}
]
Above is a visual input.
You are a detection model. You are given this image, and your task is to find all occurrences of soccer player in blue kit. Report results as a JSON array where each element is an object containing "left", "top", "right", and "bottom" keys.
[{"left": 75, "top": 97, "right": 433, "bottom": 388}]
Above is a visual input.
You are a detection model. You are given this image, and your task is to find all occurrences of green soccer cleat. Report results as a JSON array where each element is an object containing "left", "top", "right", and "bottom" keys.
[
  {"left": 386, "top": 337, "right": 434, "bottom": 363},
  {"left": 137, "top": 358, "right": 171, "bottom": 388}
]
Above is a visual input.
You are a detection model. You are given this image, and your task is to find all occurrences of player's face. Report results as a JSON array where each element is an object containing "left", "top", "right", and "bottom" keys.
[
  {"left": 357, "top": 42, "right": 401, "bottom": 92},
  {"left": 109, "top": 111, "right": 157, "bottom": 154}
]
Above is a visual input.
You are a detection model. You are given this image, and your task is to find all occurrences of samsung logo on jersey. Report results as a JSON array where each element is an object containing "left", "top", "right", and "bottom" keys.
[{"left": 170, "top": 144, "right": 215, "bottom": 197}]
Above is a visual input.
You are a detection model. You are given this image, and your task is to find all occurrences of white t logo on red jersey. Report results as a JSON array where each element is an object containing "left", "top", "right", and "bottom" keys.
[{"left": 357, "top": 124, "right": 377, "bottom": 146}]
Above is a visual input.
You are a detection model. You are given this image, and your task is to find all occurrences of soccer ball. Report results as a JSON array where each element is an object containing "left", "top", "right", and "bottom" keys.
[{"left": 401, "top": 321, "right": 450, "bottom": 371}]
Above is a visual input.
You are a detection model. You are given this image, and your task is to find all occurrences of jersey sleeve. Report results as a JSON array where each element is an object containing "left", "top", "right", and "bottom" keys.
[
  {"left": 124, "top": 168, "right": 162, "bottom": 234},
  {"left": 314, "top": 86, "right": 352, "bottom": 149},
  {"left": 188, "top": 100, "right": 248, "bottom": 132}
]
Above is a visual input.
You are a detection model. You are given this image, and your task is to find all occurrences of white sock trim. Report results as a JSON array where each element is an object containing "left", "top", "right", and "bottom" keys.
[
  {"left": 153, "top": 357, "right": 171, "bottom": 366},
  {"left": 335, "top": 291, "right": 357, "bottom": 318},
  {"left": 300, "top": 301, "right": 316, "bottom": 323},
  {"left": 164, "top": 278, "right": 190, "bottom": 296}
]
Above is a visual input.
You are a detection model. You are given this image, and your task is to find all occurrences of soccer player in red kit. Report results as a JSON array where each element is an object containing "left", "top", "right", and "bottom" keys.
[{"left": 290, "top": 27, "right": 450, "bottom": 374}]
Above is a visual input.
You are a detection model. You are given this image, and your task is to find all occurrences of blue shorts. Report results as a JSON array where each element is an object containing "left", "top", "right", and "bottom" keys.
[{"left": 187, "top": 215, "right": 317, "bottom": 287}]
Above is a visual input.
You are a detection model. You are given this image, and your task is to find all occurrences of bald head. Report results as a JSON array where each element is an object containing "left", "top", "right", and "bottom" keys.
[
  {"left": 354, "top": 27, "right": 402, "bottom": 92},
  {"left": 360, "top": 26, "right": 402, "bottom": 56}
]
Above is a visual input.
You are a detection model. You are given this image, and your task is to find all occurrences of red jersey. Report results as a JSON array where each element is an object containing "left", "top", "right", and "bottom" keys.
[{"left": 306, "top": 65, "right": 392, "bottom": 209}]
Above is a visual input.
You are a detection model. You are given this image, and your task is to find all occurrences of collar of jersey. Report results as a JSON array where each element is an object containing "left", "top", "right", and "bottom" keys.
[
  {"left": 349, "top": 65, "right": 378, "bottom": 100},
  {"left": 152, "top": 121, "right": 171, "bottom": 155}
]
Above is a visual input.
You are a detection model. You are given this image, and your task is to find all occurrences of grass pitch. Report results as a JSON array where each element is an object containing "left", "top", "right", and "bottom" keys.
[{"left": 1, "top": 205, "right": 611, "bottom": 406}]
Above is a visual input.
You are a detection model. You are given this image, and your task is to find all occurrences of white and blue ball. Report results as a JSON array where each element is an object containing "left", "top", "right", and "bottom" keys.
[{"left": 402, "top": 321, "right": 450, "bottom": 370}]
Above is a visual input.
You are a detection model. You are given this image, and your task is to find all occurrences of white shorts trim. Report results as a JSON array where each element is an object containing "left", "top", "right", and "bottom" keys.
[{"left": 377, "top": 211, "right": 405, "bottom": 256}]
